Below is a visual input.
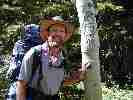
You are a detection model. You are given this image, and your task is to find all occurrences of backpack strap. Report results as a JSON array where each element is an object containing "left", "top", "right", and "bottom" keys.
[
  {"left": 27, "top": 47, "right": 44, "bottom": 99},
  {"left": 36, "top": 48, "right": 43, "bottom": 88},
  {"left": 29, "top": 47, "right": 43, "bottom": 87}
]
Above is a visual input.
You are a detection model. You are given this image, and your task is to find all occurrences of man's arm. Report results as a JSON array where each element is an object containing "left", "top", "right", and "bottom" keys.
[
  {"left": 16, "top": 80, "right": 27, "bottom": 100},
  {"left": 16, "top": 48, "right": 34, "bottom": 100}
]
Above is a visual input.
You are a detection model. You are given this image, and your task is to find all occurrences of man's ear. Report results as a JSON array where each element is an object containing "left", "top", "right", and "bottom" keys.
[{"left": 40, "top": 30, "right": 48, "bottom": 41}]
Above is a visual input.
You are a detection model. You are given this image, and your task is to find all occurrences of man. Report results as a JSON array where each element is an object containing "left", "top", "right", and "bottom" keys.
[
  {"left": 6, "top": 24, "right": 43, "bottom": 100},
  {"left": 16, "top": 16, "right": 75, "bottom": 100}
]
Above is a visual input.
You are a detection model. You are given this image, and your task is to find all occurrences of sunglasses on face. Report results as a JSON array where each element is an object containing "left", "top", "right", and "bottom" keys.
[{"left": 48, "top": 28, "right": 65, "bottom": 33}]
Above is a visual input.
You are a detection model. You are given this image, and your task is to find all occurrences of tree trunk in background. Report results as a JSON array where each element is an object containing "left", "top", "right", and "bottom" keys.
[{"left": 76, "top": 0, "right": 102, "bottom": 100}]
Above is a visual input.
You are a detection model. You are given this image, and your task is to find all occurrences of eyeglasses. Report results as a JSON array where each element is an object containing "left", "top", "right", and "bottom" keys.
[{"left": 48, "top": 28, "right": 65, "bottom": 33}]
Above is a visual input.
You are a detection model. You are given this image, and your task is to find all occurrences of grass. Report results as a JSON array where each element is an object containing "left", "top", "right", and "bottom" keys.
[
  {"left": 102, "top": 84, "right": 133, "bottom": 100},
  {"left": 1, "top": 81, "right": 133, "bottom": 100},
  {"left": 60, "top": 82, "right": 133, "bottom": 100}
]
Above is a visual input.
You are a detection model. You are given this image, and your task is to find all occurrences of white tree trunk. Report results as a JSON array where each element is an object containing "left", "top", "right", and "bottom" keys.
[{"left": 76, "top": 0, "right": 102, "bottom": 100}]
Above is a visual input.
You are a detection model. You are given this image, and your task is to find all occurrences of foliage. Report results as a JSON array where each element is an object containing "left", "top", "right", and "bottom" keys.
[
  {"left": 97, "top": 0, "right": 132, "bottom": 87},
  {"left": 0, "top": 0, "right": 78, "bottom": 54},
  {"left": 59, "top": 82, "right": 84, "bottom": 100},
  {"left": 0, "top": 0, "right": 132, "bottom": 99}
]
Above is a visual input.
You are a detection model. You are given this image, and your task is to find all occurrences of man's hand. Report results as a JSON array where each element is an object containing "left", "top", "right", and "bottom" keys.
[{"left": 63, "top": 64, "right": 90, "bottom": 86}]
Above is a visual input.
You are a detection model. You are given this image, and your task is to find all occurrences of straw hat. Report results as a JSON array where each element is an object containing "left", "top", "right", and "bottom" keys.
[{"left": 40, "top": 16, "right": 74, "bottom": 42}]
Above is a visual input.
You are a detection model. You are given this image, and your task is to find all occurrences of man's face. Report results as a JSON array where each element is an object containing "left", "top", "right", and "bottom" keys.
[{"left": 47, "top": 24, "right": 66, "bottom": 47}]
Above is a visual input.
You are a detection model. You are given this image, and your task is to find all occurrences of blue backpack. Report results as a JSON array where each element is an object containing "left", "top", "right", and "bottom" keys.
[{"left": 6, "top": 24, "right": 42, "bottom": 82}]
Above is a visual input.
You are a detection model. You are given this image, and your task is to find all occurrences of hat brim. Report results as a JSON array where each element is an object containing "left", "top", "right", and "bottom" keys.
[{"left": 40, "top": 19, "right": 74, "bottom": 42}]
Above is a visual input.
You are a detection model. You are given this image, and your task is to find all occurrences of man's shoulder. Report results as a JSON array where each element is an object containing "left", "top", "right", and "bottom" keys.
[
  {"left": 23, "top": 45, "right": 41, "bottom": 59},
  {"left": 32, "top": 45, "right": 42, "bottom": 50}
]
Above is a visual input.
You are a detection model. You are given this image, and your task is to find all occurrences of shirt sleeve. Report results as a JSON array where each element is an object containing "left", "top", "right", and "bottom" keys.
[{"left": 18, "top": 48, "right": 34, "bottom": 82}]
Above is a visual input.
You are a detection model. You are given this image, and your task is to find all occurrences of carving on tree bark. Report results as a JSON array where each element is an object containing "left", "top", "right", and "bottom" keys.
[{"left": 76, "top": 0, "right": 102, "bottom": 100}]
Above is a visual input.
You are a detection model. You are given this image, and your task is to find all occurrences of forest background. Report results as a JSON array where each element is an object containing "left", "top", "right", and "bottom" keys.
[{"left": 0, "top": 0, "right": 131, "bottom": 100}]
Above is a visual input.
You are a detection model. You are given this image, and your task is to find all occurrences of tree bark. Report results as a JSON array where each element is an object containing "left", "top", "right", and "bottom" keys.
[{"left": 76, "top": 0, "right": 102, "bottom": 100}]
